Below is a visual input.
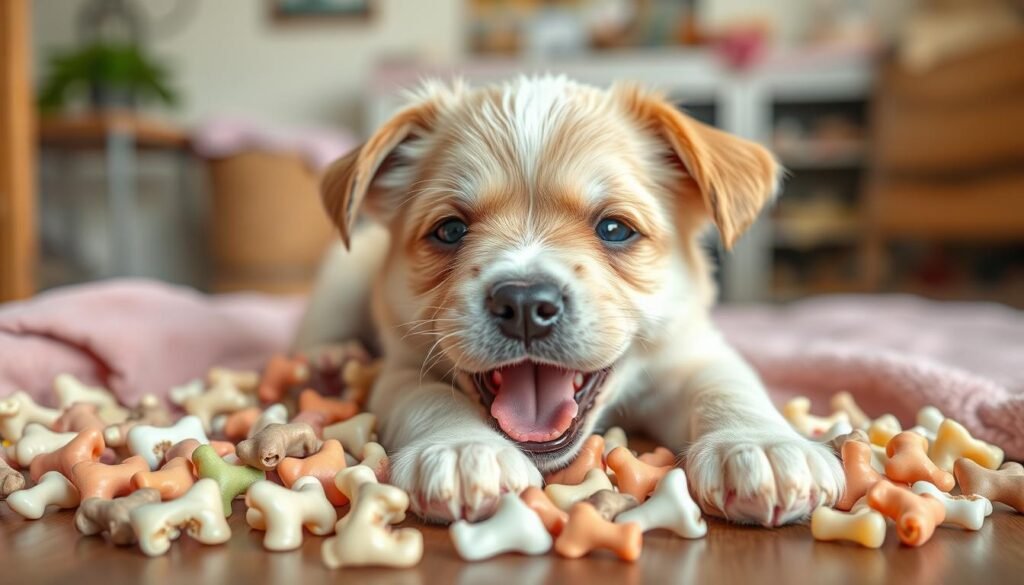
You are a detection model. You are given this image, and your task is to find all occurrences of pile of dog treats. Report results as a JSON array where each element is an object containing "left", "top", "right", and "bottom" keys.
[{"left": 785, "top": 392, "right": 1024, "bottom": 548}]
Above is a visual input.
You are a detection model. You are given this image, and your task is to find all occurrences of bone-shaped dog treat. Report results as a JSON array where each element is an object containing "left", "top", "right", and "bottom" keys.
[
  {"left": 160, "top": 438, "right": 233, "bottom": 465},
  {"left": 258, "top": 355, "right": 309, "bottom": 404},
  {"left": 7, "top": 470, "right": 80, "bottom": 519},
  {"left": 207, "top": 367, "right": 259, "bottom": 393},
  {"left": 169, "top": 379, "right": 204, "bottom": 406},
  {"left": 290, "top": 410, "right": 329, "bottom": 438},
  {"left": 451, "top": 493, "right": 553, "bottom": 560},
  {"left": 297, "top": 390, "right": 358, "bottom": 424},
  {"left": 638, "top": 447, "right": 676, "bottom": 467},
  {"left": 248, "top": 404, "right": 288, "bottom": 439},
  {"left": 555, "top": 502, "right": 643, "bottom": 561},
  {"left": 322, "top": 413, "right": 377, "bottom": 456},
  {"left": 131, "top": 457, "right": 196, "bottom": 500},
  {"left": 930, "top": 419, "right": 1004, "bottom": 472},
  {"left": 29, "top": 427, "right": 105, "bottom": 481},
  {"left": 192, "top": 444, "right": 265, "bottom": 516},
  {"left": 129, "top": 478, "right": 232, "bottom": 556},
  {"left": 605, "top": 446, "right": 672, "bottom": 503},
  {"left": 954, "top": 458, "right": 1024, "bottom": 513},
  {"left": 783, "top": 397, "right": 850, "bottom": 438},
  {"left": 220, "top": 407, "right": 261, "bottom": 442},
  {"left": 236, "top": 422, "right": 321, "bottom": 471},
  {"left": 322, "top": 482, "right": 423, "bottom": 569},
  {"left": 184, "top": 380, "right": 257, "bottom": 433},
  {"left": 0, "top": 457, "right": 26, "bottom": 499},
  {"left": 128, "top": 415, "right": 209, "bottom": 470},
  {"left": 818, "top": 421, "right": 854, "bottom": 445},
  {"left": 916, "top": 406, "right": 945, "bottom": 434},
  {"left": 359, "top": 441, "right": 390, "bottom": 481},
  {"left": 278, "top": 439, "right": 348, "bottom": 505},
  {"left": 71, "top": 455, "right": 148, "bottom": 500},
  {"left": 53, "top": 403, "right": 106, "bottom": 433},
  {"left": 104, "top": 395, "right": 174, "bottom": 450},
  {"left": 545, "top": 435, "right": 605, "bottom": 486},
  {"left": 342, "top": 358, "right": 381, "bottom": 407},
  {"left": 885, "top": 431, "right": 955, "bottom": 491},
  {"left": 911, "top": 480, "right": 992, "bottom": 530},
  {"left": 828, "top": 428, "right": 869, "bottom": 452},
  {"left": 867, "top": 414, "right": 902, "bottom": 447},
  {"left": 837, "top": 440, "right": 884, "bottom": 511},
  {"left": 334, "top": 464, "right": 378, "bottom": 508},
  {"left": 829, "top": 392, "right": 871, "bottom": 429},
  {"left": 603, "top": 427, "right": 628, "bottom": 454},
  {"left": 8, "top": 424, "right": 76, "bottom": 467},
  {"left": 810, "top": 506, "right": 886, "bottom": 548},
  {"left": 245, "top": 476, "right": 337, "bottom": 551},
  {"left": 53, "top": 374, "right": 129, "bottom": 424},
  {"left": 867, "top": 479, "right": 946, "bottom": 546},
  {"left": 545, "top": 468, "right": 614, "bottom": 511},
  {"left": 75, "top": 488, "right": 161, "bottom": 544},
  {"left": 585, "top": 489, "right": 638, "bottom": 521},
  {"left": 615, "top": 468, "right": 707, "bottom": 539},
  {"left": 521, "top": 486, "right": 569, "bottom": 536},
  {"left": 0, "top": 391, "right": 60, "bottom": 441}
]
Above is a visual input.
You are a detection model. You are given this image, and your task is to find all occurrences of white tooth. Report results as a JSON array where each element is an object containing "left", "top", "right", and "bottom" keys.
[{"left": 573, "top": 372, "right": 584, "bottom": 389}]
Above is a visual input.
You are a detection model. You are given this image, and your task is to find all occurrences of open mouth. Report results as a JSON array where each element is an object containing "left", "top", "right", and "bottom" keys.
[{"left": 472, "top": 361, "right": 609, "bottom": 454}]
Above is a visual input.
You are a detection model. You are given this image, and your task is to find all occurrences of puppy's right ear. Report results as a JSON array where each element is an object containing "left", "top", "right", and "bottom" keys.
[{"left": 321, "top": 103, "right": 437, "bottom": 248}]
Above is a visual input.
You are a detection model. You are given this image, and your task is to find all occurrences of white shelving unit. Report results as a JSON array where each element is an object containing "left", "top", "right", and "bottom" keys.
[{"left": 365, "top": 46, "right": 875, "bottom": 302}]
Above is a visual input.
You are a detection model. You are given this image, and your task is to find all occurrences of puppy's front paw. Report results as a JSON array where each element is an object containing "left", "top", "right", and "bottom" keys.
[
  {"left": 686, "top": 429, "right": 844, "bottom": 526},
  {"left": 388, "top": 439, "right": 542, "bottom": 523}
]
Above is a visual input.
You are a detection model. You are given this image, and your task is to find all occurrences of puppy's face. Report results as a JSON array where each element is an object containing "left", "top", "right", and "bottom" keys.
[{"left": 323, "top": 77, "right": 778, "bottom": 470}]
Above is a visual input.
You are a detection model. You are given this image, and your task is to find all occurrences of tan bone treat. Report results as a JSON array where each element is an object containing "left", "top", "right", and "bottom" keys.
[
  {"left": 184, "top": 380, "right": 258, "bottom": 433},
  {"left": 129, "top": 478, "right": 233, "bottom": 557},
  {"left": 0, "top": 391, "right": 61, "bottom": 441},
  {"left": 0, "top": 457, "right": 26, "bottom": 499},
  {"left": 321, "top": 482, "right": 423, "bottom": 569},
  {"left": 236, "top": 422, "right": 321, "bottom": 471},
  {"left": 930, "top": 419, "right": 1004, "bottom": 472},
  {"left": 322, "top": 413, "right": 377, "bottom": 456},
  {"left": 782, "top": 396, "right": 849, "bottom": 438},
  {"left": 545, "top": 468, "right": 614, "bottom": 511},
  {"left": 53, "top": 374, "right": 128, "bottom": 424},
  {"left": 75, "top": 488, "right": 162, "bottom": 544},
  {"left": 245, "top": 476, "right": 338, "bottom": 551}
]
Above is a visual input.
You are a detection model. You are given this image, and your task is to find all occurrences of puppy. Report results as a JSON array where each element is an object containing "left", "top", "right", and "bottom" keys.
[{"left": 296, "top": 76, "right": 844, "bottom": 526}]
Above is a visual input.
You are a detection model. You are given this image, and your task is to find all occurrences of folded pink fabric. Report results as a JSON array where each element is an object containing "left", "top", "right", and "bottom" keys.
[{"left": 0, "top": 279, "right": 305, "bottom": 407}]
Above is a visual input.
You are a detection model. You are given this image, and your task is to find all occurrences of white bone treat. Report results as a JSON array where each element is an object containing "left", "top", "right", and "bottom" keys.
[
  {"left": 0, "top": 391, "right": 61, "bottom": 441},
  {"left": 451, "top": 493, "right": 553, "bottom": 560},
  {"left": 908, "top": 425, "right": 936, "bottom": 445},
  {"left": 615, "top": 468, "right": 706, "bottom": 538},
  {"left": 128, "top": 415, "right": 209, "bottom": 470},
  {"left": 818, "top": 421, "right": 854, "bottom": 445},
  {"left": 783, "top": 397, "right": 850, "bottom": 438},
  {"left": 603, "top": 427, "right": 628, "bottom": 455},
  {"left": 544, "top": 468, "right": 614, "bottom": 511},
  {"left": 322, "top": 482, "right": 423, "bottom": 569},
  {"left": 322, "top": 413, "right": 377, "bottom": 456},
  {"left": 811, "top": 506, "right": 886, "bottom": 549},
  {"left": 245, "top": 476, "right": 338, "bottom": 551},
  {"left": 169, "top": 379, "right": 204, "bottom": 407},
  {"left": 9, "top": 424, "right": 77, "bottom": 467},
  {"left": 183, "top": 380, "right": 257, "bottom": 432},
  {"left": 53, "top": 374, "right": 119, "bottom": 409},
  {"left": 911, "top": 481, "right": 993, "bottom": 531},
  {"left": 248, "top": 404, "right": 288, "bottom": 439},
  {"left": 7, "top": 471, "right": 81, "bottom": 520},
  {"left": 929, "top": 418, "right": 1004, "bottom": 472},
  {"left": 916, "top": 406, "right": 945, "bottom": 434},
  {"left": 129, "top": 478, "right": 232, "bottom": 556},
  {"left": 829, "top": 392, "right": 871, "bottom": 429},
  {"left": 359, "top": 441, "right": 389, "bottom": 480},
  {"left": 335, "top": 465, "right": 379, "bottom": 510}
]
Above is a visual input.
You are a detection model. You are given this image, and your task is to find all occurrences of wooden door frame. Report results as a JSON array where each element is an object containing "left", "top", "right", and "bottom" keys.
[{"left": 0, "top": 0, "right": 36, "bottom": 301}]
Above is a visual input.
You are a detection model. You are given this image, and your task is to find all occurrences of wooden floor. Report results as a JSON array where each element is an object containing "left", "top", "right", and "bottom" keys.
[{"left": 2, "top": 500, "right": 1022, "bottom": 585}]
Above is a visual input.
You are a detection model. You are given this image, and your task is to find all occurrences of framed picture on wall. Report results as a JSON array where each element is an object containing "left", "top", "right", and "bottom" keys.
[{"left": 271, "top": 0, "right": 372, "bottom": 22}]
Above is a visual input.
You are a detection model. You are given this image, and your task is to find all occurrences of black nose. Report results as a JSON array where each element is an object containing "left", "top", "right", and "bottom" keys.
[{"left": 486, "top": 281, "right": 563, "bottom": 343}]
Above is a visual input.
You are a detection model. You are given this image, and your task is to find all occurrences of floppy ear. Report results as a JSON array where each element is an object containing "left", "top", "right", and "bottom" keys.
[
  {"left": 321, "top": 103, "right": 437, "bottom": 248},
  {"left": 619, "top": 87, "right": 781, "bottom": 249}
]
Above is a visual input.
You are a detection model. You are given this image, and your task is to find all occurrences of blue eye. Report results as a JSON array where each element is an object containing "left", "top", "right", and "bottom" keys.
[
  {"left": 596, "top": 218, "right": 636, "bottom": 243},
  {"left": 433, "top": 218, "right": 468, "bottom": 244}
]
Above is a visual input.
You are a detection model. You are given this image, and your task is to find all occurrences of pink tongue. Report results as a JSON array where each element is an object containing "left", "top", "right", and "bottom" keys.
[{"left": 490, "top": 362, "right": 579, "bottom": 443}]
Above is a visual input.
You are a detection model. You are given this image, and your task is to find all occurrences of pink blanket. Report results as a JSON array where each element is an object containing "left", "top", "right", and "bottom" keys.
[{"left": 1, "top": 280, "right": 1021, "bottom": 459}]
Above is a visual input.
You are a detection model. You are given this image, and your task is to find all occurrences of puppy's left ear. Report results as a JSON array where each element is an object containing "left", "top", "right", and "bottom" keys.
[{"left": 618, "top": 86, "right": 781, "bottom": 249}]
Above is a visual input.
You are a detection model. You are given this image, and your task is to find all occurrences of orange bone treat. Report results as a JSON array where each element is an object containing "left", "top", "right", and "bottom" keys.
[
  {"left": 290, "top": 410, "right": 329, "bottom": 438},
  {"left": 53, "top": 403, "right": 107, "bottom": 433},
  {"left": 520, "top": 487, "right": 569, "bottom": 536},
  {"left": 638, "top": 447, "right": 676, "bottom": 467},
  {"left": 554, "top": 502, "right": 643, "bottom": 562},
  {"left": 222, "top": 407, "right": 261, "bottom": 442},
  {"left": 837, "top": 440, "right": 884, "bottom": 511},
  {"left": 954, "top": 459, "right": 1024, "bottom": 513},
  {"left": 72, "top": 455, "right": 149, "bottom": 500},
  {"left": 131, "top": 457, "right": 197, "bottom": 500},
  {"left": 277, "top": 439, "right": 349, "bottom": 505},
  {"left": 298, "top": 390, "right": 358, "bottom": 424},
  {"left": 605, "top": 446, "right": 672, "bottom": 503},
  {"left": 544, "top": 435, "right": 605, "bottom": 486},
  {"left": 885, "top": 432, "right": 954, "bottom": 491},
  {"left": 867, "top": 479, "right": 946, "bottom": 547},
  {"left": 29, "top": 428, "right": 105, "bottom": 481},
  {"left": 258, "top": 355, "right": 309, "bottom": 404}
]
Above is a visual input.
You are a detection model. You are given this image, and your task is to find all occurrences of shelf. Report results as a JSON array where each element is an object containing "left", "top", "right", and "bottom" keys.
[{"left": 774, "top": 139, "right": 865, "bottom": 170}]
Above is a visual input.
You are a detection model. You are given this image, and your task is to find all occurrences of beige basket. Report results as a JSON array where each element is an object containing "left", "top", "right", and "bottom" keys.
[{"left": 206, "top": 151, "right": 335, "bottom": 294}]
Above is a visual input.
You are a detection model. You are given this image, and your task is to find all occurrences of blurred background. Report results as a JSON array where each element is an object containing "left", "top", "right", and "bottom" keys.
[{"left": 1, "top": 0, "right": 1022, "bottom": 306}]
